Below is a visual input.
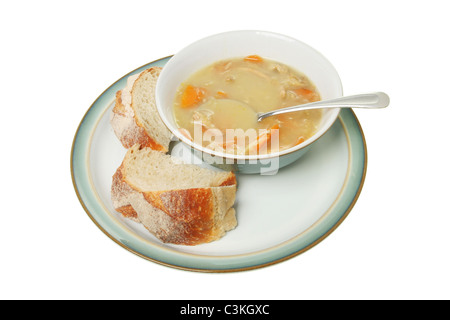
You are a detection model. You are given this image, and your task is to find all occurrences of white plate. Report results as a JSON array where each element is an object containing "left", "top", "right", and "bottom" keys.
[{"left": 71, "top": 57, "right": 367, "bottom": 272}]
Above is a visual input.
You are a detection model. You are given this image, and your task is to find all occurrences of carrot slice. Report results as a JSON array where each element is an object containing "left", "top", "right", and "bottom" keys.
[
  {"left": 294, "top": 88, "right": 313, "bottom": 97},
  {"left": 215, "top": 91, "right": 228, "bottom": 99},
  {"left": 244, "top": 55, "right": 264, "bottom": 63},
  {"left": 270, "top": 124, "right": 280, "bottom": 131},
  {"left": 293, "top": 88, "right": 319, "bottom": 101},
  {"left": 247, "top": 124, "right": 280, "bottom": 154},
  {"left": 180, "top": 85, "right": 206, "bottom": 108},
  {"left": 295, "top": 136, "right": 305, "bottom": 146}
]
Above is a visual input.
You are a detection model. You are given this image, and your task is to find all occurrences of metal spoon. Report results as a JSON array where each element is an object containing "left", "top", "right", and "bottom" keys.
[{"left": 257, "top": 92, "right": 390, "bottom": 122}]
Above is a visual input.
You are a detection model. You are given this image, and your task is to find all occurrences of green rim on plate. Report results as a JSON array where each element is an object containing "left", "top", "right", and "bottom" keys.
[{"left": 71, "top": 56, "right": 367, "bottom": 272}]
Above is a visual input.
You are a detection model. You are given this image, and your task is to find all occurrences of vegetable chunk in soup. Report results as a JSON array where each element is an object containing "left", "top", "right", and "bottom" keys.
[{"left": 173, "top": 55, "right": 322, "bottom": 155}]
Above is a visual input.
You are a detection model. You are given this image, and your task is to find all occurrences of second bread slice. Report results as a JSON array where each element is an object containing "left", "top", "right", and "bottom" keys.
[
  {"left": 111, "top": 67, "right": 172, "bottom": 152},
  {"left": 111, "top": 144, "right": 237, "bottom": 245}
]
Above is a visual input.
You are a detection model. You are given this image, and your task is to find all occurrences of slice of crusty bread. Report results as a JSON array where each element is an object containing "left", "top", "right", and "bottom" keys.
[
  {"left": 111, "top": 144, "right": 237, "bottom": 245},
  {"left": 111, "top": 67, "right": 172, "bottom": 152}
]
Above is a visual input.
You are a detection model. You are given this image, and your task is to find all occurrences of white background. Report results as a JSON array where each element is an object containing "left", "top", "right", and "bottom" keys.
[{"left": 1, "top": 0, "right": 449, "bottom": 300}]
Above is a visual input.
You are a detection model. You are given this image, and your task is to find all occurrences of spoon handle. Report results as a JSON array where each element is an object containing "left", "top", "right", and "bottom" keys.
[{"left": 257, "top": 92, "right": 390, "bottom": 121}]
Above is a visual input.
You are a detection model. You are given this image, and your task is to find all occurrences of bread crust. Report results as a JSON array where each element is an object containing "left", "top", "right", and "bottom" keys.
[
  {"left": 137, "top": 186, "right": 236, "bottom": 245},
  {"left": 111, "top": 163, "right": 139, "bottom": 221},
  {"left": 110, "top": 67, "right": 170, "bottom": 152},
  {"left": 110, "top": 146, "right": 237, "bottom": 245}
]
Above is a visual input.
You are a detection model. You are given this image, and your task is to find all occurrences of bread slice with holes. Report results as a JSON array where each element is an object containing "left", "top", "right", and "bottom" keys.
[
  {"left": 111, "top": 144, "right": 237, "bottom": 245},
  {"left": 110, "top": 67, "right": 172, "bottom": 152}
]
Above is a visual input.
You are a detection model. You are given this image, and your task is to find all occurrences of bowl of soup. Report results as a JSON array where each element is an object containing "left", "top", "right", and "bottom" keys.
[{"left": 155, "top": 30, "right": 343, "bottom": 174}]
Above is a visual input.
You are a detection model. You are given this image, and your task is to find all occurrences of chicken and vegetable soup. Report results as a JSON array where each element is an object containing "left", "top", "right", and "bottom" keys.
[{"left": 173, "top": 55, "right": 322, "bottom": 155}]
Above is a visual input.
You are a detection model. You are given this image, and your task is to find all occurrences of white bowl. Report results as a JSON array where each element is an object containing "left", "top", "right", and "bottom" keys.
[{"left": 155, "top": 30, "right": 343, "bottom": 173}]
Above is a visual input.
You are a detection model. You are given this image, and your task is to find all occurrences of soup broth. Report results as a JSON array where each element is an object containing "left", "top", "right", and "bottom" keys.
[{"left": 173, "top": 55, "right": 322, "bottom": 155}]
